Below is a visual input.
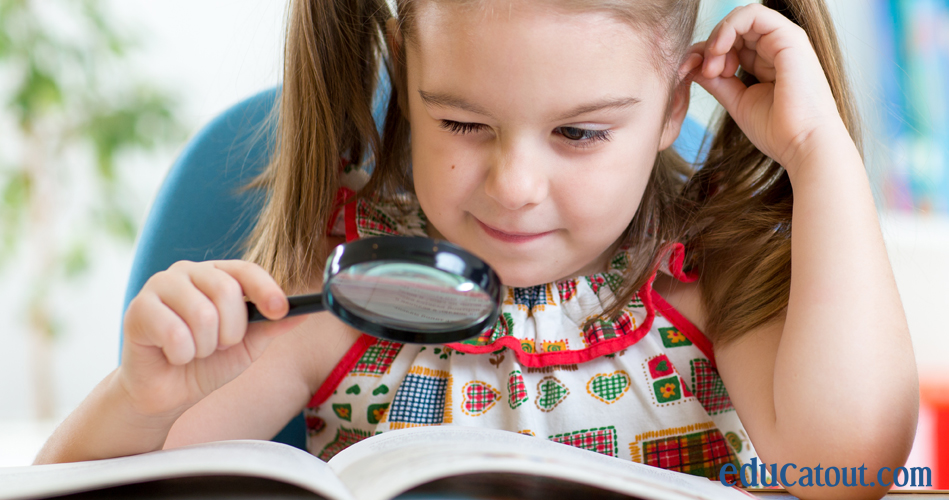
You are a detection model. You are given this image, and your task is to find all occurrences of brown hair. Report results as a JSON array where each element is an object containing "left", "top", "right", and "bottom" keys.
[
  {"left": 240, "top": 0, "right": 862, "bottom": 343},
  {"left": 680, "top": 0, "right": 862, "bottom": 344}
]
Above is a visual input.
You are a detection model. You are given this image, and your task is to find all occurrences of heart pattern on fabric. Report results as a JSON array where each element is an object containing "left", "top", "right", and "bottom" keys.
[
  {"left": 508, "top": 370, "right": 528, "bottom": 409},
  {"left": 535, "top": 376, "right": 569, "bottom": 412},
  {"left": 586, "top": 371, "right": 631, "bottom": 404},
  {"left": 461, "top": 381, "right": 501, "bottom": 416}
]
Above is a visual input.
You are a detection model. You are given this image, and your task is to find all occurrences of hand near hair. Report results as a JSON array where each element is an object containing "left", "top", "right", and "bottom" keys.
[
  {"left": 687, "top": 6, "right": 918, "bottom": 498},
  {"left": 687, "top": 3, "right": 848, "bottom": 174}
]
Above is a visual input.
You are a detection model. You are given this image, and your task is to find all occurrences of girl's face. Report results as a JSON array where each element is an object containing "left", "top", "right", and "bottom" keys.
[{"left": 402, "top": 1, "right": 688, "bottom": 287}]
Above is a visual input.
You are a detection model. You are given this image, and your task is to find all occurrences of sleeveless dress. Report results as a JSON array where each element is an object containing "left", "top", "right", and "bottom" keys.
[{"left": 306, "top": 166, "right": 758, "bottom": 481}]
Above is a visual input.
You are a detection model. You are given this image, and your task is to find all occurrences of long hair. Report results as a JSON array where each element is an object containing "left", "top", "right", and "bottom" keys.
[
  {"left": 679, "top": 0, "right": 863, "bottom": 344},
  {"left": 240, "top": 0, "right": 862, "bottom": 343},
  {"left": 240, "top": 0, "right": 390, "bottom": 294}
]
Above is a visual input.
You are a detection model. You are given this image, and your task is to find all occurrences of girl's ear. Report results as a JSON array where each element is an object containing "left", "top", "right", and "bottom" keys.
[{"left": 658, "top": 57, "right": 700, "bottom": 151}]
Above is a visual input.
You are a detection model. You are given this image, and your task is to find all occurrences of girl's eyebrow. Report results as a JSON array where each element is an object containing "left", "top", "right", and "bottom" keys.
[
  {"left": 418, "top": 90, "right": 496, "bottom": 119},
  {"left": 418, "top": 89, "right": 641, "bottom": 122},
  {"left": 552, "top": 96, "right": 641, "bottom": 121}
]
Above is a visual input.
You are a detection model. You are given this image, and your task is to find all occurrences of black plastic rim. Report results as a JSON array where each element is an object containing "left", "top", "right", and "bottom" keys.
[{"left": 322, "top": 235, "right": 502, "bottom": 343}]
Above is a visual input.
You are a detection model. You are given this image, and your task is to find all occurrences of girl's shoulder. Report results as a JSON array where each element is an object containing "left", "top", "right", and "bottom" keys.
[
  {"left": 652, "top": 271, "right": 706, "bottom": 333},
  {"left": 283, "top": 305, "right": 363, "bottom": 400}
]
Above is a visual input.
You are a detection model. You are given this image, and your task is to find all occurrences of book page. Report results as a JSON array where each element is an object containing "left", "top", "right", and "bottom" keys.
[
  {"left": 0, "top": 440, "right": 353, "bottom": 500},
  {"left": 328, "top": 427, "right": 750, "bottom": 500},
  {"left": 402, "top": 472, "right": 704, "bottom": 500}
]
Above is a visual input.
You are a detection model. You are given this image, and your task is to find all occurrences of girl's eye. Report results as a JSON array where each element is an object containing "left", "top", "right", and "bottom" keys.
[
  {"left": 439, "top": 120, "right": 611, "bottom": 149},
  {"left": 556, "top": 126, "right": 612, "bottom": 149},
  {"left": 439, "top": 120, "right": 486, "bottom": 135}
]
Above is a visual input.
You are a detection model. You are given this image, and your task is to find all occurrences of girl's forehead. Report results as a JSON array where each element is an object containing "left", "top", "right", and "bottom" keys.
[
  {"left": 406, "top": 2, "right": 668, "bottom": 115},
  {"left": 410, "top": 0, "right": 648, "bottom": 50}
]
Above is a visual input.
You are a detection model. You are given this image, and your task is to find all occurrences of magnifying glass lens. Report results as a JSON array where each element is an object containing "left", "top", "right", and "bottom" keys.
[{"left": 328, "top": 261, "right": 494, "bottom": 333}]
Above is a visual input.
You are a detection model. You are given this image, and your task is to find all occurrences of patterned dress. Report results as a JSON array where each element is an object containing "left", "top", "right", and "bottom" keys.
[{"left": 307, "top": 178, "right": 758, "bottom": 481}]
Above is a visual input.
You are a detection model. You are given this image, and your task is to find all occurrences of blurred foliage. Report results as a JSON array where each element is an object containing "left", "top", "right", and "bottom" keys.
[{"left": 0, "top": 0, "right": 187, "bottom": 344}]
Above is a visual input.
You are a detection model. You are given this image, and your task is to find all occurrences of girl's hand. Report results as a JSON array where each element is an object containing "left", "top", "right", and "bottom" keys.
[
  {"left": 687, "top": 4, "right": 848, "bottom": 173},
  {"left": 118, "top": 260, "right": 308, "bottom": 418}
]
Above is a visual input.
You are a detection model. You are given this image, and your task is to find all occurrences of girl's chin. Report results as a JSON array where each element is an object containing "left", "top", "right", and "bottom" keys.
[
  {"left": 493, "top": 265, "right": 565, "bottom": 288},
  {"left": 492, "top": 255, "right": 614, "bottom": 287}
]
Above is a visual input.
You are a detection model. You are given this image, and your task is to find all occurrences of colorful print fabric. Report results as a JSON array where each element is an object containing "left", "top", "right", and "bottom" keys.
[{"left": 305, "top": 194, "right": 758, "bottom": 481}]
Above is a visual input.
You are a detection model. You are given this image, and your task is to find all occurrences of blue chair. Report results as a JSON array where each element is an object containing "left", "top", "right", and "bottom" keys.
[{"left": 121, "top": 82, "right": 709, "bottom": 451}]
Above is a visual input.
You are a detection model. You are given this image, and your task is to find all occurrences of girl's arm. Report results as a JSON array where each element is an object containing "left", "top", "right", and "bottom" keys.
[
  {"left": 32, "top": 322, "right": 331, "bottom": 463},
  {"left": 713, "top": 137, "right": 917, "bottom": 498},
  {"left": 33, "top": 368, "right": 181, "bottom": 464},
  {"left": 691, "top": 5, "right": 917, "bottom": 499}
]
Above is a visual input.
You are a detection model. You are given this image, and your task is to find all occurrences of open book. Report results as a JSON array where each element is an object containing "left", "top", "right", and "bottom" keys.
[{"left": 2, "top": 427, "right": 754, "bottom": 500}]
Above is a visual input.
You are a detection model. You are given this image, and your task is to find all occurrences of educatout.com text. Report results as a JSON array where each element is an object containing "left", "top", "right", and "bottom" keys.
[{"left": 719, "top": 458, "right": 932, "bottom": 488}]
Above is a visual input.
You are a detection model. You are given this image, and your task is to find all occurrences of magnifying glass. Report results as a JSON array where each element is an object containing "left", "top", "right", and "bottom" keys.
[{"left": 246, "top": 236, "right": 501, "bottom": 344}]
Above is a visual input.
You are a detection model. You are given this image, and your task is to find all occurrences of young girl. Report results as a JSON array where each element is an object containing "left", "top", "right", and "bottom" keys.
[{"left": 37, "top": 0, "right": 917, "bottom": 497}]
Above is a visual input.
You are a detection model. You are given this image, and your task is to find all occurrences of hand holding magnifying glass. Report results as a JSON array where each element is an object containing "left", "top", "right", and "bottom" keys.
[{"left": 246, "top": 236, "right": 502, "bottom": 344}]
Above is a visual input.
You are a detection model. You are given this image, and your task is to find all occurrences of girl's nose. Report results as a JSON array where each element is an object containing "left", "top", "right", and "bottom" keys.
[{"left": 483, "top": 141, "right": 549, "bottom": 211}]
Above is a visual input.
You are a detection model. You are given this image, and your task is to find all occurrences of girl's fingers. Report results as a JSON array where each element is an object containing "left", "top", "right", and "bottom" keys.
[
  {"left": 128, "top": 258, "right": 290, "bottom": 367},
  {"left": 708, "top": 5, "right": 770, "bottom": 57},
  {"left": 687, "top": 40, "right": 747, "bottom": 116},
  {"left": 210, "top": 260, "right": 289, "bottom": 321},
  {"left": 702, "top": 11, "right": 738, "bottom": 78},
  {"left": 722, "top": 48, "right": 741, "bottom": 80},
  {"left": 738, "top": 47, "right": 758, "bottom": 77},
  {"left": 680, "top": 52, "right": 704, "bottom": 83},
  {"left": 155, "top": 266, "right": 222, "bottom": 359},
  {"left": 188, "top": 265, "right": 247, "bottom": 350},
  {"left": 124, "top": 291, "right": 196, "bottom": 366},
  {"left": 692, "top": 68, "right": 749, "bottom": 118},
  {"left": 168, "top": 259, "right": 287, "bottom": 357},
  {"left": 704, "top": 4, "right": 803, "bottom": 80},
  {"left": 689, "top": 40, "right": 707, "bottom": 55}
]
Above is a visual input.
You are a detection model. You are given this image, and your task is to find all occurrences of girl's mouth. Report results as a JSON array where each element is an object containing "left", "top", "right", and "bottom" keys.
[{"left": 475, "top": 218, "right": 554, "bottom": 243}]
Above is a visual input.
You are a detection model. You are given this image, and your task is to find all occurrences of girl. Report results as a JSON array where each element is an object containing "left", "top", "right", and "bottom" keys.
[{"left": 37, "top": 0, "right": 918, "bottom": 498}]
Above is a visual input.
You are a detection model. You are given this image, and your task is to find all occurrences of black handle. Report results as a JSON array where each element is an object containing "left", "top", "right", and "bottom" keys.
[{"left": 247, "top": 292, "right": 326, "bottom": 322}]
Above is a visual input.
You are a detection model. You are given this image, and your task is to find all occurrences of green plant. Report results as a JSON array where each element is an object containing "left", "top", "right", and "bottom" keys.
[{"left": 0, "top": 0, "right": 187, "bottom": 418}]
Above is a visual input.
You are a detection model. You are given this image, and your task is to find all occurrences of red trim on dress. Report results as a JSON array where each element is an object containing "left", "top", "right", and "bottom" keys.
[
  {"left": 446, "top": 276, "right": 658, "bottom": 367},
  {"left": 344, "top": 199, "right": 359, "bottom": 242},
  {"left": 309, "top": 186, "right": 368, "bottom": 409},
  {"left": 650, "top": 289, "right": 716, "bottom": 368},
  {"left": 327, "top": 187, "right": 356, "bottom": 237},
  {"left": 663, "top": 242, "right": 698, "bottom": 283},
  {"left": 307, "top": 334, "right": 377, "bottom": 408}
]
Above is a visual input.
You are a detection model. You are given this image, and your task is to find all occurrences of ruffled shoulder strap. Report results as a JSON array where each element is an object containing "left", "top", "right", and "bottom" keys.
[{"left": 658, "top": 242, "right": 697, "bottom": 283}]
